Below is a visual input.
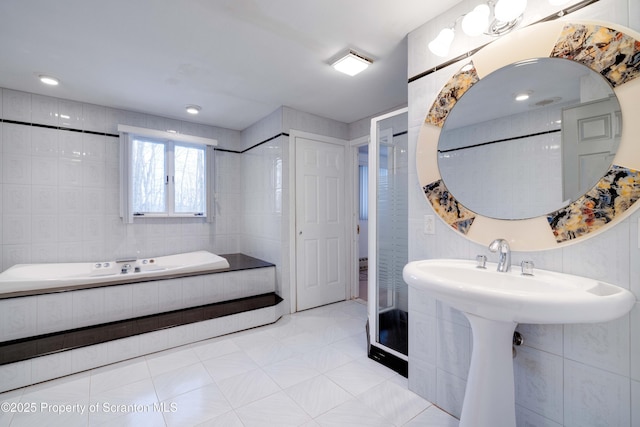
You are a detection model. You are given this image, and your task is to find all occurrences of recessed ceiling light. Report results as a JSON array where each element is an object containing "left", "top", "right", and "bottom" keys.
[
  {"left": 186, "top": 105, "right": 201, "bottom": 115},
  {"left": 39, "top": 75, "right": 59, "bottom": 86},
  {"left": 332, "top": 50, "right": 372, "bottom": 76},
  {"left": 515, "top": 92, "right": 532, "bottom": 101}
]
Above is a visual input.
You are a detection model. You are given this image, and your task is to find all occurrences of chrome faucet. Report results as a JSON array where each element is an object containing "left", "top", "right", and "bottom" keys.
[{"left": 489, "top": 238, "right": 511, "bottom": 272}]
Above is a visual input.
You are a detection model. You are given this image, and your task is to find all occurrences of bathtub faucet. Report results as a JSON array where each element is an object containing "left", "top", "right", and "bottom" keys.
[{"left": 116, "top": 257, "right": 137, "bottom": 274}]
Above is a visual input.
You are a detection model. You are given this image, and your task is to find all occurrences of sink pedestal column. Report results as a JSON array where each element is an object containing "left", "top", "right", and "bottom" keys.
[{"left": 460, "top": 313, "right": 517, "bottom": 427}]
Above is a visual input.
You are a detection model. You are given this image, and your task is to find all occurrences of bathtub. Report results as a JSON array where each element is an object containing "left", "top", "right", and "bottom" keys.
[{"left": 0, "top": 251, "right": 230, "bottom": 296}]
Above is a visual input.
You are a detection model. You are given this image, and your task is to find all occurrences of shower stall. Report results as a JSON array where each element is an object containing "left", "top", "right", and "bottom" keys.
[{"left": 367, "top": 108, "right": 409, "bottom": 375}]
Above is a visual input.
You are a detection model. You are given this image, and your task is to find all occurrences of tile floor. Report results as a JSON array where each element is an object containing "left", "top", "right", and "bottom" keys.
[{"left": 0, "top": 300, "right": 459, "bottom": 427}]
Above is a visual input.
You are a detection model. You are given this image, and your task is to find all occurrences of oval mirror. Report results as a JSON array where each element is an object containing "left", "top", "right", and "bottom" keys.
[
  {"left": 416, "top": 20, "right": 640, "bottom": 251},
  {"left": 438, "top": 57, "right": 621, "bottom": 220}
]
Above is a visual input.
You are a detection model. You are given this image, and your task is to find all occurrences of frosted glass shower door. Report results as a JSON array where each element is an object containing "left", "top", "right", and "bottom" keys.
[{"left": 368, "top": 108, "right": 409, "bottom": 361}]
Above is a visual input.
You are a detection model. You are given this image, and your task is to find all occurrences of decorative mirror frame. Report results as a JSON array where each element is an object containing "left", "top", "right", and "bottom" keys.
[{"left": 417, "top": 20, "right": 640, "bottom": 251}]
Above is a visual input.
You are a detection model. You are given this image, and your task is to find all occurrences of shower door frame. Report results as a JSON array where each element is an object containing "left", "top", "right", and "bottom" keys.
[{"left": 367, "top": 107, "right": 409, "bottom": 364}]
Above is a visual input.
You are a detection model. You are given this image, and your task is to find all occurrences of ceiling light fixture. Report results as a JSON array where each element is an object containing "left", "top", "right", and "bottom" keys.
[
  {"left": 185, "top": 105, "right": 201, "bottom": 115},
  {"left": 332, "top": 50, "right": 373, "bottom": 76},
  {"left": 39, "top": 75, "right": 59, "bottom": 86},
  {"left": 428, "top": 0, "right": 527, "bottom": 57},
  {"left": 515, "top": 91, "right": 532, "bottom": 101}
]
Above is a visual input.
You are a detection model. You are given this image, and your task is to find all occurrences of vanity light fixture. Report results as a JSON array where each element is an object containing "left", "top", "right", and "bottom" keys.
[
  {"left": 494, "top": 0, "right": 527, "bottom": 23},
  {"left": 332, "top": 50, "right": 373, "bottom": 76},
  {"left": 39, "top": 75, "right": 59, "bottom": 86},
  {"left": 461, "top": 4, "right": 491, "bottom": 37},
  {"left": 428, "top": 28, "right": 456, "bottom": 58},
  {"left": 428, "top": 0, "right": 527, "bottom": 57},
  {"left": 185, "top": 105, "right": 201, "bottom": 115}
]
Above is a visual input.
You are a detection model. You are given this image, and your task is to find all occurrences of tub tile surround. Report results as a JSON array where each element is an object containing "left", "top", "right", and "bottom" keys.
[
  {"left": 0, "top": 255, "right": 280, "bottom": 393},
  {"left": 0, "top": 254, "right": 276, "bottom": 342},
  {"left": 408, "top": 0, "right": 639, "bottom": 425},
  {"left": 0, "top": 88, "right": 245, "bottom": 274}
]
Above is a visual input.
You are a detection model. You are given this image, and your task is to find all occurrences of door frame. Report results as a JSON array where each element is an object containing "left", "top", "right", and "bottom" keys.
[
  {"left": 350, "top": 135, "right": 369, "bottom": 301},
  {"left": 289, "top": 130, "right": 351, "bottom": 313}
]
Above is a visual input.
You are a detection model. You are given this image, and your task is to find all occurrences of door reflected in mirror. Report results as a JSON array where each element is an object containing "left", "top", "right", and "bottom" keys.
[{"left": 437, "top": 58, "right": 621, "bottom": 220}]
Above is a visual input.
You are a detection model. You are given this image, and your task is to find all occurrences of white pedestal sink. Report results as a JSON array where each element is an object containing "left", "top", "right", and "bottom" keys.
[{"left": 403, "top": 259, "right": 636, "bottom": 427}]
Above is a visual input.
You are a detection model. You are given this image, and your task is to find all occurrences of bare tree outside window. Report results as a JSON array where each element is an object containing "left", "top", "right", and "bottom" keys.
[
  {"left": 175, "top": 144, "right": 205, "bottom": 213},
  {"left": 131, "top": 138, "right": 206, "bottom": 215}
]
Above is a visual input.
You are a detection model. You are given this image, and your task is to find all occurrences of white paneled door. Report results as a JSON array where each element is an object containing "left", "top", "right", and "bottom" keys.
[
  {"left": 295, "top": 137, "right": 347, "bottom": 311},
  {"left": 561, "top": 96, "right": 620, "bottom": 201}
]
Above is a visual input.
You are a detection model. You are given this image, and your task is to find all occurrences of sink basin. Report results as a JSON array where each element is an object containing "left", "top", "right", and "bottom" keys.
[
  {"left": 403, "top": 258, "right": 635, "bottom": 324},
  {"left": 403, "top": 258, "right": 636, "bottom": 427}
]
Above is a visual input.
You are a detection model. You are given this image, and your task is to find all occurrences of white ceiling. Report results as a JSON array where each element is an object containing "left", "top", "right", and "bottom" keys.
[{"left": 0, "top": 0, "right": 461, "bottom": 131}]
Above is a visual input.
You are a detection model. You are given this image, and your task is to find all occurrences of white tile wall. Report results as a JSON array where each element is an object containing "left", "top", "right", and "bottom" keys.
[
  {"left": 0, "top": 89, "right": 244, "bottom": 269},
  {"left": 31, "top": 351, "right": 73, "bottom": 385},
  {"left": 514, "top": 346, "right": 564, "bottom": 424},
  {"left": 516, "top": 323, "right": 563, "bottom": 356},
  {"left": 2, "top": 90, "right": 30, "bottom": 122},
  {"left": 239, "top": 136, "right": 287, "bottom": 300},
  {"left": 564, "top": 315, "right": 631, "bottom": 377},
  {"left": 0, "top": 296, "right": 37, "bottom": 341},
  {"left": 436, "top": 319, "right": 470, "bottom": 380},
  {"left": 31, "top": 94, "right": 59, "bottom": 126},
  {"left": 632, "top": 379, "right": 640, "bottom": 427},
  {"left": 407, "top": 0, "right": 639, "bottom": 425},
  {"left": 436, "top": 368, "right": 466, "bottom": 418},
  {"left": 564, "top": 360, "right": 631, "bottom": 427},
  {"left": 516, "top": 405, "right": 563, "bottom": 427},
  {"left": 631, "top": 303, "right": 640, "bottom": 382},
  {"left": 36, "top": 292, "right": 73, "bottom": 335},
  {"left": 58, "top": 99, "right": 83, "bottom": 130},
  {"left": 0, "top": 266, "right": 276, "bottom": 342}
]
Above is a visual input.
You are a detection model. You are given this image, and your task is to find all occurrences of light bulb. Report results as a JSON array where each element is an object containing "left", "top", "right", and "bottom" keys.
[
  {"left": 461, "top": 4, "right": 490, "bottom": 36},
  {"left": 39, "top": 75, "right": 59, "bottom": 86},
  {"left": 494, "top": 0, "right": 527, "bottom": 22},
  {"left": 428, "top": 28, "right": 455, "bottom": 57},
  {"left": 186, "top": 105, "right": 201, "bottom": 115}
]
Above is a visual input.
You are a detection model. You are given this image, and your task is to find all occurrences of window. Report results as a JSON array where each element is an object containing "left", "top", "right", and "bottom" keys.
[
  {"left": 131, "top": 138, "right": 206, "bottom": 216},
  {"left": 118, "top": 125, "right": 217, "bottom": 222}
]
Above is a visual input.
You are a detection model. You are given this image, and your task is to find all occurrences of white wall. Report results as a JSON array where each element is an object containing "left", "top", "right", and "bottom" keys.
[
  {"left": 239, "top": 106, "right": 351, "bottom": 314},
  {"left": 0, "top": 88, "right": 359, "bottom": 322},
  {"left": 407, "top": 0, "right": 640, "bottom": 425},
  {"left": 0, "top": 89, "right": 243, "bottom": 272}
]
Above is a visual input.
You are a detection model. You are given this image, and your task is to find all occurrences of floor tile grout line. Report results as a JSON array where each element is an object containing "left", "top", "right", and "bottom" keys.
[{"left": 0, "top": 301, "right": 456, "bottom": 427}]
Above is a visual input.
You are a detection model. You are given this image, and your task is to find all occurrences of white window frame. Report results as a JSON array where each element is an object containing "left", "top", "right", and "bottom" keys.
[{"left": 118, "top": 125, "right": 217, "bottom": 223}]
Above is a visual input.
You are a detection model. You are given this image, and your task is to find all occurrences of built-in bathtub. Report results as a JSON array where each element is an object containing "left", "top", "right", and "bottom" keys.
[
  {"left": 0, "top": 250, "right": 230, "bottom": 298},
  {"left": 0, "top": 252, "right": 284, "bottom": 393}
]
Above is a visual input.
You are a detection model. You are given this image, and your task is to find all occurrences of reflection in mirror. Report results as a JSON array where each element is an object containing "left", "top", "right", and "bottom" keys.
[{"left": 437, "top": 58, "right": 621, "bottom": 220}]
